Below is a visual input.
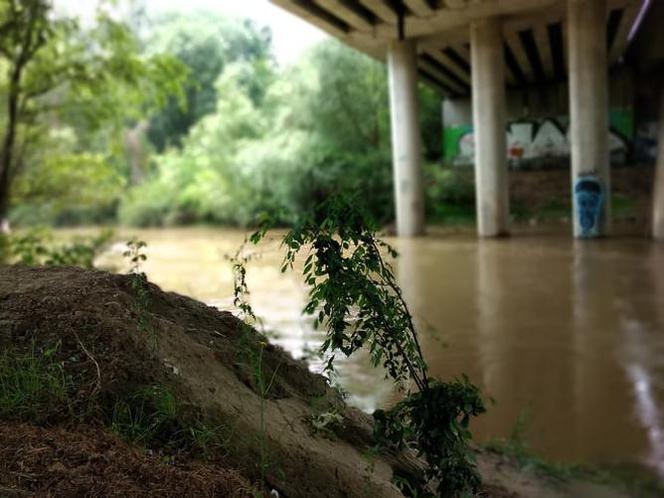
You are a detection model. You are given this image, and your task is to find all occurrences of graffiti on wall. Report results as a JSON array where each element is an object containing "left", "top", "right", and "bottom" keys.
[
  {"left": 444, "top": 111, "right": 633, "bottom": 168},
  {"left": 574, "top": 175, "right": 604, "bottom": 237}
]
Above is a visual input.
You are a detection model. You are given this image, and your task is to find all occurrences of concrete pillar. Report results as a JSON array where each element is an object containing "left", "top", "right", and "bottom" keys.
[
  {"left": 470, "top": 18, "right": 510, "bottom": 237},
  {"left": 568, "top": 0, "right": 610, "bottom": 238},
  {"left": 653, "top": 91, "right": 664, "bottom": 241},
  {"left": 387, "top": 39, "right": 425, "bottom": 237}
]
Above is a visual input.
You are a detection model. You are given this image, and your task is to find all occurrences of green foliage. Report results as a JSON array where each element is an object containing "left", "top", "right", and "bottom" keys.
[
  {"left": 0, "top": 342, "right": 71, "bottom": 422},
  {"left": 230, "top": 245, "right": 282, "bottom": 485},
  {"left": 145, "top": 11, "right": 273, "bottom": 151},
  {"left": 124, "top": 238, "right": 148, "bottom": 275},
  {"left": 423, "top": 164, "right": 477, "bottom": 225},
  {"left": 12, "top": 146, "right": 126, "bottom": 226},
  {"left": 111, "top": 384, "right": 178, "bottom": 444},
  {"left": 0, "top": 0, "right": 187, "bottom": 224},
  {"left": 374, "top": 378, "right": 485, "bottom": 495},
  {"left": 120, "top": 38, "right": 442, "bottom": 228},
  {"left": 248, "top": 195, "right": 485, "bottom": 497},
  {"left": 307, "top": 408, "right": 345, "bottom": 440},
  {"left": 7, "top": 228, "right": 113, "bottom": 267},
  {"left": 111, "top": 384, "right": 228, "bottom": 455},
  {"left": 484, "top": 406, "right": 585, "bottom": 481},
  {"left": 123, "top": 238, "right": 156, "bottom": 349}
]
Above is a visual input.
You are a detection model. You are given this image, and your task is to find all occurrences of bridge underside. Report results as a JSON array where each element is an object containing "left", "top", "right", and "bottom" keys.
[
  {"left": 273, "top": 0, "right": 639, "bottom": 96},
  {"left": 272, "top": 0, "right": 656, "bottom": 239}
]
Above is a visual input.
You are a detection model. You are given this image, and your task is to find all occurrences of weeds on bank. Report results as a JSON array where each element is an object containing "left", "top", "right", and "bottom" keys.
[
  {"left": 307, "top": 408, "right": 344, "bottom": 440},
  {"left": 239, "top": 195, "right": 486, "bottom": 497},
  {"left": 485, "top": 409, "right": 664, "bottom": 497},
  {"left": 110, "top": 384, "right": 228, "bottom": 457},
  {"left": 230, "top": 243, "right": 283, "bottom": 487},
  {"left": 5, "top": 228, "right": 113, "bottom": 267},
  {"left": 484, "top": 407, "right": 581, "bottom": 480},
  {"left": 0, "top": 343, "right": 72, "bottom": 422},
  {"left": 123, "top": 238, "right": 156, "bottom": 350}
]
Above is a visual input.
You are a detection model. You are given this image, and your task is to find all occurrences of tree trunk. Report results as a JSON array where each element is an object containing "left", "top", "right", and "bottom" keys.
[
  {"left": 0, "top": 167, "right": 10, "bottom": 234},
  {"left": 0, "top": 64, "right": 22, "bottom": 231}
]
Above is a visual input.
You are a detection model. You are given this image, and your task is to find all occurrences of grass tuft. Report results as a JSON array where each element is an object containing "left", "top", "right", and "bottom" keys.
[{"left": 0, "top": 343, "right": 72, "bottom": 422}]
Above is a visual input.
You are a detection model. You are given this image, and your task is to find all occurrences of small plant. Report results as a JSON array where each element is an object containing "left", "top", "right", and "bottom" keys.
[
  {"left": 230, "top": 242, "right": 282, "bottom": 487},
  {"left": 111, "top": 385, "right": 178, "bottom": 444},
  {"left": 110, "top": 384, "right": 228, "bottom": 456},
  {"left": 123, "top": 238, "right": 156, "bottom": 349},
  {"left": 0, "top": 342, "right": 71, "bottom": 422},
  {"left": 484, "top": 406, "right": 580, "bottom": 480},
  {"left": 246, "top": 194, "right": 486, "bottom": 497},
  {"left": 123, "top": 238, "right": 148, "bottom": 275},
  {"left": 308, "top": 408, "right": 344, "bottom": 440}
]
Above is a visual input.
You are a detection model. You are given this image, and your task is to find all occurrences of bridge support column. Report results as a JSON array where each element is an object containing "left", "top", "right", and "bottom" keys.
[
  {"left": 653, "top": 91, "right": 664, "bottom": 241},
  {"left": 568, "top": 0, "right": 610, "bottom": 238},
  {"left": 470, "top": 17, "right": 509, "bottom": 237},
  {"left": 388, "top": 39, "right": 425, "bottom": 237}
]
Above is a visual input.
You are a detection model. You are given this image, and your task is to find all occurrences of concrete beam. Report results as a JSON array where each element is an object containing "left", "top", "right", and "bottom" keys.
[
  {"left": 388, "top": 39, "right": 426, "bottom": 237},
  {"left": 358, "top": 0, "right": 397, "bottom": 24},
  {"left": 418, "top": 58, "right": 469, "bottom": 95},
  {"left": 533, "top": 23, "right": 555, "bottom": 79},
  {"left": 504, "top": 28, "right": 535, "bottom": 83},
  {"left": 568, "top": 0, "right": 611, "bottom": 238},
  {"left": 404, "top": 0, "right": 436, "bottom": 17},
  {"left": 471, "top": 17, "right": 510, "bottom": 237},
  {"left": 315, "top": 0, "right": 376, "bottom": 31},
  {"left": 421, "top": 48, "right": 472, "bottom": 85}
]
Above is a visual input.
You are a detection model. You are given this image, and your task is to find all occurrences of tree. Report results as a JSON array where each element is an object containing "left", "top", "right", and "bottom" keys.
[
  {"left": 144, "top": 11, "right": 273, "bottom": 151},
  {"left": 0, "top": 0, "right": 186, "bottom": 229},
  {"left": 120, "top": 38, "right": 444, "bottom": 228}
]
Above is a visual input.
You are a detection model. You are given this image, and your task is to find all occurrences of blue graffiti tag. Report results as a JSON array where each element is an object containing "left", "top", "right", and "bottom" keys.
[{"left": 574, "top": 175, "right": 603, "bottom": 237}]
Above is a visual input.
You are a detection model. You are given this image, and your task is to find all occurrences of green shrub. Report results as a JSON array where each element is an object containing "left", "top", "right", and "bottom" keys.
[
  {"left": 0, "top": 343, "right": 72, "bottom": 422},
  {"left": 7, "top": 228, "right": 113, "bottom": 268},
  {"left": 246, "top": 194, "right": 486, "bottom": 497},
  {"left": 111, "top": 385, "right": 179, "bottom": 444},
  {"left": 111, "top": 384, "right": 228, "bottom": 455},
  {"left": 425, "top": 164, "right": 476, "bottom": 223}
]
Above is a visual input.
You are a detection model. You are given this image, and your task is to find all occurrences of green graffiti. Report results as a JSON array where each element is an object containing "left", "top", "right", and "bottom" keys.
[
  {"left": 443, "top": 125, "right": 472, "bottom": 162},
  {"left": 609, "top": 109, "right": 635, "bottom": 139}
]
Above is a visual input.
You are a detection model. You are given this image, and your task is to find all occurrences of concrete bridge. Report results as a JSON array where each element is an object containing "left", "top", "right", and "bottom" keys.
[{"left": 271, "top": 0, "right": 664, "bottom": 240}]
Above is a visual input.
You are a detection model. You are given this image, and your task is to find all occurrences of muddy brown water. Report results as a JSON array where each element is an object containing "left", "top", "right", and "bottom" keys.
[{"left": 65, "top": 226, "right": 664, "bottom": 478}]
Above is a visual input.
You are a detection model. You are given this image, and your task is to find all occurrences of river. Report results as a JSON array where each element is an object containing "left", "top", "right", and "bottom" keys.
[{"left": 83, "top": 226, "right": 664, "bottom": 477}]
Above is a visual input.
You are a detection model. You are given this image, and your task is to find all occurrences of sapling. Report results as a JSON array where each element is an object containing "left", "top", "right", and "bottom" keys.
[{"left": 244, "top": 195, "right": 486, "bottom": 497}]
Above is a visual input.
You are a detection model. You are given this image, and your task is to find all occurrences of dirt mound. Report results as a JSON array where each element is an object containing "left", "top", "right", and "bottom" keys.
[
  {"left": 0, "top": 265, "right": 414, "bottom": 497},
  {"left": 0, "top": 423, "right": 252, "bottom": 497}
]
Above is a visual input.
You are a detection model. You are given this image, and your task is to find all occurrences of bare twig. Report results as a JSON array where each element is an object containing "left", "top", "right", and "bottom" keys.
[{"left": 73, "top": 332, "right": 102, "bottom": 396}]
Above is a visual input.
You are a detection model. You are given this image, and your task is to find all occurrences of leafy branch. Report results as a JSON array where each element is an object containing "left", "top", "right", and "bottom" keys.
[{"left": 246, "top": 194, "right": 486, "bottom": 497}]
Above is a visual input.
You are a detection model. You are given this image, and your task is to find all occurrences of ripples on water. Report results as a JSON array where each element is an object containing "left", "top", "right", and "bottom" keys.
[{"left": 91, "top": 227, "right": 664, "bottom": 478}]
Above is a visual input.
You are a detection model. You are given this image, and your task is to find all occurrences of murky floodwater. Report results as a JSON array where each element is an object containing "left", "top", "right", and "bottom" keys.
[{"left": 84, "top": 226, "right": 664, "bottom": 476}]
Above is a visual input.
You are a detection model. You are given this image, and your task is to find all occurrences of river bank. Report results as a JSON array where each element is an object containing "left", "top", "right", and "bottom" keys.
[{"left": 1, "top": 264, "right": 661, "bottom": 496}]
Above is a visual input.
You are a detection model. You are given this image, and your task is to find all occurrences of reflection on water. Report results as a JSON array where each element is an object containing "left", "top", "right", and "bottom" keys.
[{"left": 91, "top": 227, "right": 664, "bottom": 476}]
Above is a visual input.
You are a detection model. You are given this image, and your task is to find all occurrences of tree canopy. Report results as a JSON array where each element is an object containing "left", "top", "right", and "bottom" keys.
[
  {"left": 0, "top": 0, "right": 186, "bottom": 226},
  {"left": 121, "top": 38, "right": 444, "bottom": 228},
  {"left": 144, "top": 11, "right": 273, "bottom": 151},
  {"left": 3, "top": 6, "right": 449, "bottom": 229}
]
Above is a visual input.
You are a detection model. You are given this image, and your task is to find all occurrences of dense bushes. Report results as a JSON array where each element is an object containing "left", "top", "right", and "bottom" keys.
[
  {"left": 7, "top": 10, "right": 456, "bottom": 230},
  {"left": 118, "top": 40, "right": 445, "bottom": 228},
  {"left": 425, "top": 164, "right": 476, "bottom": 224}
]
